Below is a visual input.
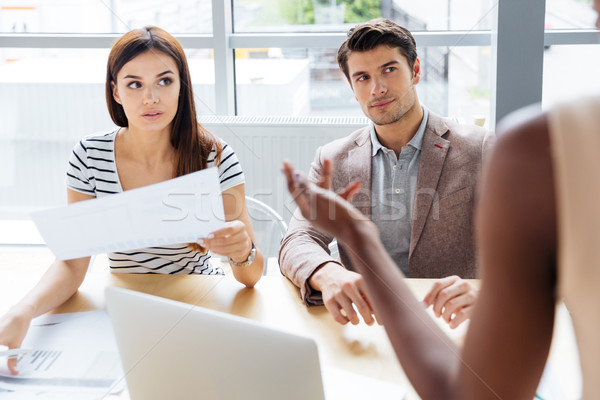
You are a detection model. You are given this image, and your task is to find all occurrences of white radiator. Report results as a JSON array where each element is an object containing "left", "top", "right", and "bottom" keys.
[
  {"left": 200, "top": 116, "right": 368, "bottom": 222},
  {"left": 1, "top": 117, "right": 368, "bottom": 224}
]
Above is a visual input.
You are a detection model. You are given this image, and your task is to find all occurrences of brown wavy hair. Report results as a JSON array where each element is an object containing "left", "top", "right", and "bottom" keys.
[
  {"left": 106, "top": 26, "right": 221, "bottom": 253},
  {"left": 337, "top": 18, "right": 418, "bottom": 84}
]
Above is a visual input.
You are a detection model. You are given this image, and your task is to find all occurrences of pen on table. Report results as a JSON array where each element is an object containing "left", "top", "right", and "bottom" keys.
[{"left": 0, "top": 348, "right": 33, "bottom": 358}]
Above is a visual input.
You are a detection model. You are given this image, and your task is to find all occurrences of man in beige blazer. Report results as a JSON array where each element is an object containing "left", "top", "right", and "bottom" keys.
[{"left": 279, "top": 18, "right": 494, "bottom": 328}]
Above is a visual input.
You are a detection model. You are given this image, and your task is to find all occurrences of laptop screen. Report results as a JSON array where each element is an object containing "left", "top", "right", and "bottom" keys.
[{"left": 106, "top": 286, "right": 325, "bottom": 400}]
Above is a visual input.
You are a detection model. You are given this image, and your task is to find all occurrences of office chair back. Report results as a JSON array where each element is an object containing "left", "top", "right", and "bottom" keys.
[{"left": 245, "top": 196, "right": 288, "bottom": 275}]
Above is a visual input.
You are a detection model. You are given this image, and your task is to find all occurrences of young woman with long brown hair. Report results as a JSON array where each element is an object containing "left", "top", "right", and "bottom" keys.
[{"left": 0, "top": 26, "right": 263, "bottom": 374}]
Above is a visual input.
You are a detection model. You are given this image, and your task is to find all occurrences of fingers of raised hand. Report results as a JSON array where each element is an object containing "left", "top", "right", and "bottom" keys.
[
  {"left": 282, "top": 162, "right": 313, "bottom": 215},
  {"left": 339, "top": 180, "right": 362, "bottom": 202},
  {"left": 282, "top": 161, "right": 299, "bottom": 194},
  {"left": 317, "top": 159, "right": 333, "bottom": 190}
]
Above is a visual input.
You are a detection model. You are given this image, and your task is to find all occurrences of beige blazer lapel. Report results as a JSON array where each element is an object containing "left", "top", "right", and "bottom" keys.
[
  {"left": 409, "top": 114, "right": 450, "bottom": 256},
  {"left": 347, "top": 128, "right": 372, "bottom": 218}
]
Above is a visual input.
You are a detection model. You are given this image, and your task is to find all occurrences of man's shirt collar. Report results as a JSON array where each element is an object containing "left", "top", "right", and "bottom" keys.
[{"left": 370, "top": 107, "right": 429, "bottom": 157}]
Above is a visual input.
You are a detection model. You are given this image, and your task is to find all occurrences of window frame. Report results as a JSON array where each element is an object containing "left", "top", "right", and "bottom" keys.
[{"left": 0, "top": 0, "right": 598, "bottom": 126}]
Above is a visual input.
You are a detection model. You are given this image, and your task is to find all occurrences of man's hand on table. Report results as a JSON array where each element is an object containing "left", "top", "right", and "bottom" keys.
[
  {"left": 422, "top": 275, "right": 478, "bottom": 329},
  {"left": 309, "top": 262, "right": 380, "bottom": 326}
]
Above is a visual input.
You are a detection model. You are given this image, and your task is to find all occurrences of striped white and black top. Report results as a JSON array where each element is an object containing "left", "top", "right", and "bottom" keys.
[{"left": 66, "top": 128, "right": 245, "bottom": 275}]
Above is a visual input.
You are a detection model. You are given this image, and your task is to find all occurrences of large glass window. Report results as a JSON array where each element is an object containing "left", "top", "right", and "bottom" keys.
[
  {"left": 2, "top": 0, "right": 594, "bottom": 233},
  {"left": 545, "top": 0, "right": 597, "bottom": 29},
  {"left": 234, "top": 47, "right": 358, "bottom": 116},
  {"left": 234, "top": 46, "right": 491, "bottom": 126},
  {"left": 0, "top": 48, "right": 215, "bottom": 218},
  {"left": 0, "top": 0, "right": 213, "bottom": 33},
  {"left": 386, "top": 0, "right": 495, "bottom": 31},
  {"left": 234, "top": 0, "right": 377, "bottom": 32},
  {"left": 542, "top": 44, "right": 600, "bottom": 110},
  {"left": 233, "top": 0, "right": 495, "bottom": 32},
  {"left": 445, "top": 46, "right": 491, "bottom": 127}
]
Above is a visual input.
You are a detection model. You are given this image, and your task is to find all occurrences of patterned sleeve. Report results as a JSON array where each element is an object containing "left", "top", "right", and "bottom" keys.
[
  {"left": 66, "top": 138, "right": 95, "bottom": 196},
  {"left": 211, "top": 140, "right": 245, "bottom": 192}
]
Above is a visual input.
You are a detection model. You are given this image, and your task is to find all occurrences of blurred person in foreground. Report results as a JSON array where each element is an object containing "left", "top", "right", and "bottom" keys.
[{"left": 280, "top": 3, "right": 600, "bottom": 396}]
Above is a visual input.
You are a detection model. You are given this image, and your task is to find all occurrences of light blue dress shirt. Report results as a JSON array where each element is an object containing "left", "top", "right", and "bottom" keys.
[{"left": 369, "top": 107, "right": 429, "bottom": 276}]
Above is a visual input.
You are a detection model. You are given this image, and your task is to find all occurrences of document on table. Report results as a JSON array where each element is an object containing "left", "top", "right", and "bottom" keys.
[
  {"left": 31, "top": 167, "right": 225, "bottom": 260},
  {"left": 0, "top": 311, "right": 125, "bottom": 395}
]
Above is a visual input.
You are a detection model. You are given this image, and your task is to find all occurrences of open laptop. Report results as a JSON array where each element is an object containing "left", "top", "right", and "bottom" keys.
[{"left": 105, "top": 286, "right": 405, "bottom": 400}]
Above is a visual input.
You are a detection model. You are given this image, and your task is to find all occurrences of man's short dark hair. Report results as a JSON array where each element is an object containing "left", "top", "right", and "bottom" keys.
[{"left": 337, "top": 18, "right": 418, "bottom": 83}]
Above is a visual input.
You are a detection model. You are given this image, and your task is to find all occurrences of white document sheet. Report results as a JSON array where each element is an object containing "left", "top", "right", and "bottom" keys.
[
  {"left": 0, "top": 311, "right": 125, "bottom": 395},
  {"left": 31, "top": 167, "right": 225, "bottom": 260}
]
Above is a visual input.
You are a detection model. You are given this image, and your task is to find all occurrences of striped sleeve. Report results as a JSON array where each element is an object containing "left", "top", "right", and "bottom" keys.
[
  {"left": 211, "top": 141, "right": 245, "bottom": 192},
  {"left": 66, "top": 139, "right": 95, "bottom": 196}
]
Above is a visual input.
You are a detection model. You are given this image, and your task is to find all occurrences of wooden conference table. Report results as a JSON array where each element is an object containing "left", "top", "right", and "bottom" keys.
[{"left": 0, "top": 249, "right": 581, "bottom": 399}]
